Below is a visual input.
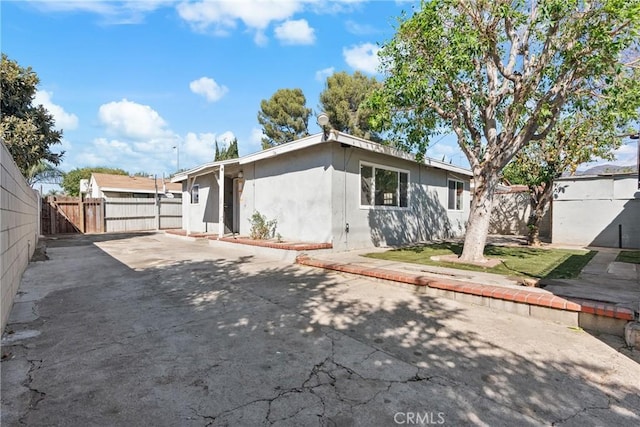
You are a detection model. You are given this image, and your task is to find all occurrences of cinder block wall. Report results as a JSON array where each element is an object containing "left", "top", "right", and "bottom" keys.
[{"left": 1, "top": 142, "right": 39, "bottom": 331}]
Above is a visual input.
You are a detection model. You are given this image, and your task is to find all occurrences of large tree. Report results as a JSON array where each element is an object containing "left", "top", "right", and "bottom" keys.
[
  {"left": 319, "top": 71, "right": 382, "bottom": 141},
  {"left": 369, "top": 0, "right": 640, "bottom": 262},
  {"left": 503, "top": 65, "right": 640, "bottom": 245},
  {"left": 215, "top": 137, "right": 239, "bottom": 161},
  {"left": 258, "top": 88, "right": 311, "bottom": 148},
  {"left": 62, "top": 167, "right": 128, "bottom": 196},
  {"left": 1, "top": 54, "right": 64, "bottom": 174}
]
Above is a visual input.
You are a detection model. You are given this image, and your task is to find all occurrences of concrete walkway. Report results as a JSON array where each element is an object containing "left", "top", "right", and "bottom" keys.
[
  {"left": 541, "top": 248, "right": 640, "bottom": 312},
  {"left": 2, "top": 233, "right": 640, "bottom": 426},
  {"left": 297, "top": 245, "right": 639, "bottom": 336}
]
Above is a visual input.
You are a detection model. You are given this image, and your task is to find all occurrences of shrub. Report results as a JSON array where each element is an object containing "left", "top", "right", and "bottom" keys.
[{"left": 249, "top": 211, "right": 277, "bottom": 240}]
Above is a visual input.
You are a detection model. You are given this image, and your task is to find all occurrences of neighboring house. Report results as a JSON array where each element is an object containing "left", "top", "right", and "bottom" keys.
[
  {"left": 85, "top": 173, "right": 182, "bottom": 200},
  {"left": 489, "top": 184, "right": 551, "bottom": 240},
  {"left": 552, "top": 172, "right": 639, "bottom": 248},
  {"left": 171, "top": 131, "right": 472, "bottom": 251}
]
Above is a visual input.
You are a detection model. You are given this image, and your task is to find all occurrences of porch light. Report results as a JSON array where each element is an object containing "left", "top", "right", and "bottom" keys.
[
  {"left": 237, "top": 171, "right": 244, "bottom": 179},
  {"left": 317, "top": 112, "right": 330, "bottom": 141},
  {"left": 317, "top": 112, "right": 329, "bottom": 127}
]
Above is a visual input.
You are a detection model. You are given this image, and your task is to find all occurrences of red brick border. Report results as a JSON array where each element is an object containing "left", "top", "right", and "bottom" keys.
[{"left": 296, "top": 255, "right": 635, "bottom": 321}]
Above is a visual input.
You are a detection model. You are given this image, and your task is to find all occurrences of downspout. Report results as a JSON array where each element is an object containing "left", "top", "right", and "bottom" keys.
[
  {"left": 186, "top": 176, "right": 195, "bottom": 235},
  {"left": 218, "top": 164, "right": 225, "bottom": 239},
  {"left": 344, "top": 144, "right": 348, "bottom": 250}
]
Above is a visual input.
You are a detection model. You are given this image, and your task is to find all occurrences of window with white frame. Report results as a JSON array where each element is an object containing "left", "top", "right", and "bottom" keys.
[
  {"left": 360, "top": 163, "right": 409, "bottom": 208},
  {"left": 191, "top": 184, "right": 199, "bottom": 204},
  {"left": 448, "top": 180, "right": 464, "bottom": 210}
]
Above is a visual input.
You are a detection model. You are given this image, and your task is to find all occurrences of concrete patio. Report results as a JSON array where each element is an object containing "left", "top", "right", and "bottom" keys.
[{"left": 2, "top": 232, "right": 639, "bottom": 426}]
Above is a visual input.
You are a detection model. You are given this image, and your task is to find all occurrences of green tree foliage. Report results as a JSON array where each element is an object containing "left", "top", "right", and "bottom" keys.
[
  {"left": 319, "top": 71, "right": 382, "bottom": 141},
  {"left": 369, "top": 0, "right": 640, "bottom": 261},
  {"left": 1, "top": 54, "right": 64, "bottom": 174},
  {"left": 62, "top": 167, "right": 128, "bottom": 196},
  {"left": 215, "top": 137, "right": 239, "bottom": 161},
  {"left": 503, "top": 65, "right": 640, "bottom": 245},
  {"left": 258, "top": 88, "right": 311, "bottom": 148}
]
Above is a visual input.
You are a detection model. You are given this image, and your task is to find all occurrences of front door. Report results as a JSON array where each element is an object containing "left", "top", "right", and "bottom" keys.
[
  {"left": 232, "top": 178, "right": 240, "bottom": 233},
  {"left": 223, "top": 177, "right": 234, "bottom": 233}
]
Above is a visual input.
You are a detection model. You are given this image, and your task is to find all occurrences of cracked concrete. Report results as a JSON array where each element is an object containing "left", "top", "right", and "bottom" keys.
[{"left": 2, "top": 232, "right": 640, "bottom": 426}]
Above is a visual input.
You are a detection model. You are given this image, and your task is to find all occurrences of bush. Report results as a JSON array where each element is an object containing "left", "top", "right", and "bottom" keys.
[{"left": 249, "top": 211, "right": 277, "bottom": 240}]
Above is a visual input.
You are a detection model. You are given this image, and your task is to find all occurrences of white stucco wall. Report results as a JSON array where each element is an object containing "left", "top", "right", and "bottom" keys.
[
  {"left": 239, "top": 144, "right": 333, "bottom": 242},
  {"left": 178, "top": 140, "right": 471, "bottom": 250},
  {"left": 552, "top": 174, "right": 640, "bottom": 248},
  {"left": 1, "top": 142, "right": 40, "bottom": 330},
  {"left": 182, "top": 173, "right": 219, "bottom": 234},
  {"left": 330, "top": 143, "right": 469, "bottom": 251}
]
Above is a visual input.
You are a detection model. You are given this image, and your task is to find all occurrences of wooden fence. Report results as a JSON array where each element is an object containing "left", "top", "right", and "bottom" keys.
[
  {"left": 41, "top": 196, "right": 103, "bottom": 234},
  {"left": 105, "top": 198, "right": 181, "bottom": 232},
  {"left": 41, "top": 197, "right": 182, "bottom": 234}
]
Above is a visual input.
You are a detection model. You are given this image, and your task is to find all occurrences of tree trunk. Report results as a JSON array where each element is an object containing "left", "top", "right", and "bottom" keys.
[
  {"left": 526, "top": 183, "right": 553, "bottom": 246},
  {"left": 460, "top": 172, "right": 499, "bottom": 262}
]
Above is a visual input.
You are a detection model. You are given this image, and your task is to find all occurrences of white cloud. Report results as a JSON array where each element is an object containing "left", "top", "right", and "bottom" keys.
[
  {"left": 315, "top": 66, "right": 335, "bottom": 82},
  {"left": 586, "top": 141, "right": 639, "bottom": 168},
  {"left": 250, "top": 128, "right": 265, "bottom": 147},
  {"left": 177, "top": 0, "right": 303, "bottom": 43},
  {"left": 29, "top": 0, "right": 176, "bottom": 24},
  {"left": 274, "top": 19, "right": 315, "bottom": 45},
  {"left": 345, "top": 20, "right": 378, "bottom": 35},
  {"left": 343, "top": 42, "right": 381, "bottom": 74},
  {"left": 254, "top": 30, "right": 269, "bottom": 46},
  {"left": 183, "top": 132, "right": 217, "bottom": 161},
  {"left": 34, "top": 90, "right": 79, "bottom": 130},
  {"left": 98, "top": 99, "right": 172, "bottom": 140},
  {"left": 217, "top": 131, "right": 236, "bottom": 146},
  {"left": 74, "top": 136, "right": 178, "bottom": 174},
  {"left": 612, "top": 141, "right": 638, "bottom": 165},
  {"left": 75, "top": 138, "right": 136, "bottom": 167},
  {"left": 189, "top": 77, "right": 229, "bottom": 102}
]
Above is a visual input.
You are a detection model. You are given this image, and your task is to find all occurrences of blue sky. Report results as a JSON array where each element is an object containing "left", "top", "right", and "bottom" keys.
[{"left": 2, "top": 0, "right": 637, "bottom": 180}]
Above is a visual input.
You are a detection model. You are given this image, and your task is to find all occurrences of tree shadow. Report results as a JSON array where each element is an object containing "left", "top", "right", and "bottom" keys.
[
  {"left": 5, "top": 233, "right": 639, "bottom": 426},
  {"left": 367, "top": 185, "right": 462, "bottom": 247}
]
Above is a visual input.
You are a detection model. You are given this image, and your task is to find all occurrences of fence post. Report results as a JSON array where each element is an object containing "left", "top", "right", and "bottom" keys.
[
  {"left": 156, "top": 197, "right": 161, "bottom": 230},
  {"left": 48, "top": 196, "right": 55, "bottom": 234},
  {"left": 79, "top": 197, "right": 85, "bottom": 233}
]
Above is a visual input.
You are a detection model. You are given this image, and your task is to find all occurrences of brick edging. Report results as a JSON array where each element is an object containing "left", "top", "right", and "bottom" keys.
[{"left": 296, "top": 255, "right": 636, "bottom": 321}]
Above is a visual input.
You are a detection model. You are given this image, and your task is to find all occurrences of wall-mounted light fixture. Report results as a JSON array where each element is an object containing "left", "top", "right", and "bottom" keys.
[{"left": 317, "top": 112, "right": 330, "bottom": 141}]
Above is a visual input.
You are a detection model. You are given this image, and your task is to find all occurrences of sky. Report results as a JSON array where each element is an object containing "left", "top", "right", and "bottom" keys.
[{"left": 2, "top": 0, "right": 638, "bottom": 183}]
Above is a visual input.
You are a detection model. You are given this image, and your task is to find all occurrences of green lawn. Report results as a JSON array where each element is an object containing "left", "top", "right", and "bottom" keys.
[
  {"left": 364, "top": 243, "right": 596, "bottom": 280},
  {"left": 616, "top": 250, "right": 640, "bottom": 264}
]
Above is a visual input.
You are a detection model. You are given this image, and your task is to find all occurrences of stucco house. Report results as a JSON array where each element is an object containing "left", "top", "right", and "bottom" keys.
[
  {"left": 552, "top": 172, "right": 639, "bottom": 248},
  {"left": 171, "top": 131, "right": 472, "bottom": 251},
  {"left": 85, "top": 173, "right": 182, "bottom": 200}
]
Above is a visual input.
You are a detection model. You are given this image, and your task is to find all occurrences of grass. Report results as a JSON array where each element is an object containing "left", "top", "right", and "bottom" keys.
[
  {"left": 616, "top": 250, "right": 640, "bottom": 264},
  {"left": 364, "top": 242, "right": 597, "bottom": 280}
]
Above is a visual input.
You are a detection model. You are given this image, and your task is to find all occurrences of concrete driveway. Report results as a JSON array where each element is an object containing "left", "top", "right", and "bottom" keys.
[{"left": 2, "top": 233, "right": 639, "bottom": 426}]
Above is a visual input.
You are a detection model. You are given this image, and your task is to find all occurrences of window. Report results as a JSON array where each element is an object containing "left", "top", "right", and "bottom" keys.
[
  {"left": 448, "top": 180, "right": 464, "bottom": 210},
  {"left": 191, "top": 184, "right": 199, "bottom": 204},
  {"left": 360, "top": 163, "right": 409, "bottom": 208}
]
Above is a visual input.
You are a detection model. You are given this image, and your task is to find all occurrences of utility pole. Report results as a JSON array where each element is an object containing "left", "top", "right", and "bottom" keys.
[{"left": 173, "top": 144, "right": 180, "bottom": 172}]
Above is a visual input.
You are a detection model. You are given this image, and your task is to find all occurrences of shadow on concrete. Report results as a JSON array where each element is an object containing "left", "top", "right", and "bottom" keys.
[
  {"left": 42, "top": 231, "right": 159, "bottom": 247},
  {"left": 3, "top": 233, "right": 639, "bottom": 425}
]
